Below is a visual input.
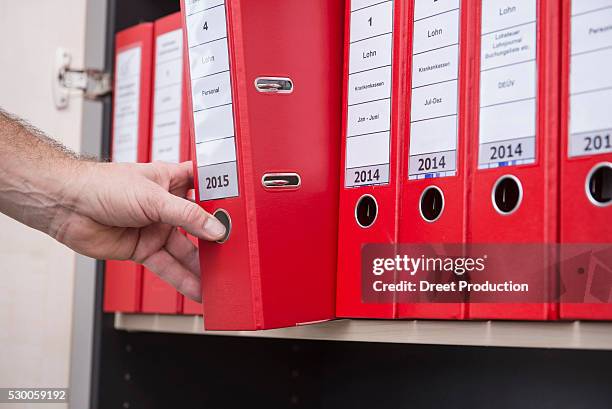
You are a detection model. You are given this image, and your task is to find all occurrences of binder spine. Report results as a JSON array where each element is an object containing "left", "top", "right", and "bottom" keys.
[
  {"left": 396, "top": 0, "right": 469, "bottom": 320},
  {"left": 336, "top": 0, "right": 400, "bottom": 319},
  {"left": 560, "top": 0, "right": 612, "bottom": 320},
  {"left": 467, "top": 0, "right": 560, "bottom": 321},
  {"left": 112, "top": 28, "right": 153, "bottom": 165},
  {"left": 142, "top": 14, "right": 186, "bottom": 315},
  {"left": 182, "top": 0, "right": 260, "bottom": 329}
]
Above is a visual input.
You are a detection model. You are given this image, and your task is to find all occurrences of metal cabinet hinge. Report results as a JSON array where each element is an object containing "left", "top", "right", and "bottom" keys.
[{"left": 53, "top": 48, "right": 112, "bottom": 110}]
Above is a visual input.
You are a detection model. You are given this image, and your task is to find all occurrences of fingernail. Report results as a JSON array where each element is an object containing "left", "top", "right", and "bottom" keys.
[{"left": 204, "top": 216, "right": 226, "bottom": 239}]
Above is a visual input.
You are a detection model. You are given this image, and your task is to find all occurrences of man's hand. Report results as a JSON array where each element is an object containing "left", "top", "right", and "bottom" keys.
[
  {"left": 0, "top": 109, "right": 224, "bottom": 302},
  {"left": 53, "top": 161, "right": 225, "bottom": 301}
]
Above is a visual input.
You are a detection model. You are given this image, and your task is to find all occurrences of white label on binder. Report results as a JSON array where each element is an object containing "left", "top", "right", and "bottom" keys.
[
  {"left": 191, "top": 71, "right": 233, "bottom": 111},
  {"left": 408, "top": 4, "right": 460, "bottom": 179},
  {"left": 479, "top": 100, "right": 536, "bottom": 167},
  {"left": 349, "top": 34, "right": 393, "bottom": 74},
  {"left": 155, "top": 59, "right": 182, "bottom": 89},
  {"left": 480, "top": 23, "right": 536, "bottom": 71},
  {"left": 154, "top": 85, "right": 182, "bottom": 114},
  {"left": 569, "top": 2, "right": 612, "bottom": 157},
  {"left": 410, "top": 80, "right": 458, "bottom": 122},
  {"left": 350, "top": 1, "right": 393, "bottom": 43},
  {"left": 412, "top": 9, "right": 460, "bottom": 55},
  {"left": 347, "top": 66, "right": 392, "bottom": 106},
  {"left": 345, "top": 0, "right": 394, "bottom": 187},
  {"left": 478, "top": 0, "right": 537, "bottom": 169},
  {"left": 156, "top": 29, "right": 183, "bottom": 62},
  {"left": 185, "top": 0, "right": 224, "bottom": 16},
  {"left": 410, "top": 115, "right": 457, "bottom": 155},
  {"left": 153, "top": 111, "right": 181, "bottom": 139},
  {"left": 194, "top": 104, "right": 235, "bottom": 143},
  {"left": 152, "top": 111, "right": 181, "bottom": 162},
  {"left": 186, "top": 0, "right": 239, "bottom": 200},
  {"left": 412, "top": 44, "right": 459, "bottom": 88},
  {"left": 481, "top": 0, "right": 536, "bottom": 35},
  {"left": 152, "top": 29, "right": 183, "bottom": 164},
  {"left": 347, "top": 98, "right": 391, "bottom": 137},
  {"left": 197, "top": 137, "right": 236, "bottom": 166},
  {"left": 190, "top": 38, "right": 230, "bottom": 79},
  {"left": 571, "top": 0, "right": 612, "bottom": 17},
  {"left": 413, "top": 0, "right": 459, "bottom": 22},
  {"left": 346, "top": 132, "right": 391, "bottom": 169},
  {"left": 113, "top": 46, "right": 141, "bottom": 164},
  {"left": 480, "top": 60, "right": 536, "bottom": 107},
  {"left": 187, "top": 4, "right": 227, "bottom": 48},
  {"left": 351, "top": 0, "right": 386, "bottom": 12}
]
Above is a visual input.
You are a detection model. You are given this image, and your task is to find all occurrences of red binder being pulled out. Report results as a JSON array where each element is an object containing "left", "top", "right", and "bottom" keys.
[
  {"left": 181, "top": 0, "right": 344, "bottom": 330},
  {"left": 103, "top": 23, "right": 154, "bottom": 313},
  {"left": 560, "top": 0, "right": 612, "bottom": 320},
  {"left": 467, "top": 0, "right": 560, "bottom": 320},
  {"left": 141, "top": 13, "right": 191, "bottom": 315}
]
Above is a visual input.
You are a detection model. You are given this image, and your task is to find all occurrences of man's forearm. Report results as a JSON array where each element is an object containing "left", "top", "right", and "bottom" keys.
[{"left": 0, "top": 108, "right": 89, "bottom": 236}]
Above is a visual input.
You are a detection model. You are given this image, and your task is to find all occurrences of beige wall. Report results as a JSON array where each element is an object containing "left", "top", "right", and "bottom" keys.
[{"left": 0, "top": 1, "right": 88, "bottom": 407}]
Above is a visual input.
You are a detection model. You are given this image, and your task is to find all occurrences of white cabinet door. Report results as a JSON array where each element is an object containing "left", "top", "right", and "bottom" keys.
[{"left": 0, "top": 1, "right": 105, "bottom": 408}]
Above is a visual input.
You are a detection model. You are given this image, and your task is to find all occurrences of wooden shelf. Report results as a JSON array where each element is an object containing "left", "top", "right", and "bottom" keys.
[{"left": 114, "top": 314, "right": 612, "bottom": 350}]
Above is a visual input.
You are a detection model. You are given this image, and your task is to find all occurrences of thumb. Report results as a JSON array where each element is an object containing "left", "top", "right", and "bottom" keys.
[{"left": 153, "top": 188, "right": 226, "bottom": 241}]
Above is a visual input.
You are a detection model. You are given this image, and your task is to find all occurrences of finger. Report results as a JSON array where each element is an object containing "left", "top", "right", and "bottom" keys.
[
  {"left": 152, "top": 188, "right": 226, "bottom": 241},
  {"left": 165, "top": 228, "right": 200, "bottom": 277},
  {"left": 179, "top": 160, "right": 193, "bottom": 178},
  {"left": 164, "top": 162, "right": 196, "bottom": 200},
  {"left": 141, "top": 248, "right": 201, "bottom": 301},
  {"left": 168, "top": 161, "right": 194, "bottom": 193},
  {"left": 139, "top": 161, "right": 193, "bottom": 195}
]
